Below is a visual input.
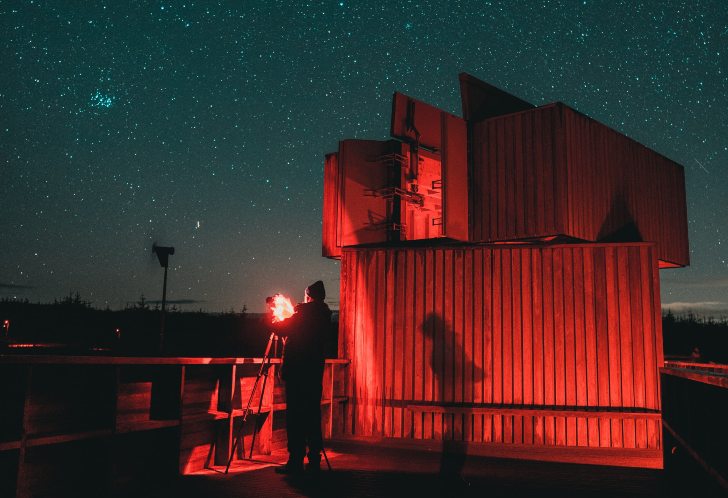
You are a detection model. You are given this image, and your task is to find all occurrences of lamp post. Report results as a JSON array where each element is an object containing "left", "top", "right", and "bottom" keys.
[{"left": 152, "top": 244, "right": 174, "bottom": 352}]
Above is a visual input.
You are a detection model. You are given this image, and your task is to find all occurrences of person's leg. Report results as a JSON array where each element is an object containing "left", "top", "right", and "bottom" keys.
[
  {"left": 304, "top": 380, "right": 324, "bottom": 469},
  {"left": 277, "top": 379, "right": 305, "bottom": 473}
]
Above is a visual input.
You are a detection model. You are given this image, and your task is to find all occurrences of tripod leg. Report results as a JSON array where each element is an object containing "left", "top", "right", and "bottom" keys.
[
  {"left": 248, "top": 359, "right": 272, "bottom": 459},
  {"left": 321, "top": 445, "right": 332, "bottom": 471},
  {"left": 225, "top": 375, "right": 261, "bottom": 473},
  {"left": 225, "top": 379, "right": 259, "bottom": 474},
  {"left": 225, "top": 419, "right": 243, "bottom": 473},
  {"left": 225, "top": 333, "right": 276, "bottom": 474}
]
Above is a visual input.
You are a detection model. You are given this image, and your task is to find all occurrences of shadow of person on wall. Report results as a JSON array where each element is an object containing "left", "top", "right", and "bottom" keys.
[{"left": 421, "top": 312, "right": 484, "bottom": 496}]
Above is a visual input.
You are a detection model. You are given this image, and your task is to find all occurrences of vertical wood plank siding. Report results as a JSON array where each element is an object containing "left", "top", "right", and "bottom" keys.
[
  {"left": 322, "top": 153, "right": 340, "bottom": 258},
  {"left": 339, "top": 243, "right": 663, "bottom": 468},
  {"left": 470, "top": 104, "right": 689, "bottom": 267}
]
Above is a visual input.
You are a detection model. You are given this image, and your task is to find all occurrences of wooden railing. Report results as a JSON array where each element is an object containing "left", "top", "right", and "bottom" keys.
[
  {"left": 661, "top": 360, "right": 728, "bottom": 492},
  {"left": 0, "top": 355, "right": 349, "bottom": 498}
]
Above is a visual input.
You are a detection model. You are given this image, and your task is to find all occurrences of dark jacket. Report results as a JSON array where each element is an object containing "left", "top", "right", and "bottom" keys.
[{"left": 273, "top": 300, "right": 332, "bottom": 381}]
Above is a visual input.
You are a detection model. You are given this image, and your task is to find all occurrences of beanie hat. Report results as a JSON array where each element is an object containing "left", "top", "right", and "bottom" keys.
[{"left": 305, "top": 280, "right": 326, "bottom": 301}]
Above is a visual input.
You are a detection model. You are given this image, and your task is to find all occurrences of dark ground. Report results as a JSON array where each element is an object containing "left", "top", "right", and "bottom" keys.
[{"left": 118, "top": 440, "right": 726, "bottom": 498}]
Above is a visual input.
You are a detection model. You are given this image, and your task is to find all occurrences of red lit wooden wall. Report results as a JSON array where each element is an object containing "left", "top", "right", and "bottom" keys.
[
  {"left": 339, "top": 243, "right": 663, "bottom": 468},
  {"left": 322, "top": 152, "right": 340, "bottom": 258},
  {"left": 470, "top": 103, "right": 689, "bottom": 267}
]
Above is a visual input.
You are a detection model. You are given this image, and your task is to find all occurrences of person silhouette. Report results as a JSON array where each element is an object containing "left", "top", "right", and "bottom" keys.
[{"left": 272, "top": 281, "right": 332, "bottom": 475}]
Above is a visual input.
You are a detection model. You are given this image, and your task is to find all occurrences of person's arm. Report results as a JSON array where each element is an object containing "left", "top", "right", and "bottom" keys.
[{"left": 270, "top": 306, "right": 301, "bottom": 338}]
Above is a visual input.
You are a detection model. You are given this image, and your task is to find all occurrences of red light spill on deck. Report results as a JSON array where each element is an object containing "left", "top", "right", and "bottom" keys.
[{"left": 270, "top": 294, "right": 294, "bottom": 323}]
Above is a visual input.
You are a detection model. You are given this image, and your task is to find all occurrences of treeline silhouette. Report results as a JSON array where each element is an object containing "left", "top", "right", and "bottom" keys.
[
  {"left": 663, "top": 311, "right": 728, "bottom": 363},
  {"left": 1, "top": 295, "right": 724, "bottom": 362},
  {"left": 0, "top": 293, "right": 338, "bottom": 357}
]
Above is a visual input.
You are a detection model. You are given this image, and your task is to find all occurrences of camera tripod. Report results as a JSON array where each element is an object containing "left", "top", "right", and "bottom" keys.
[{"left": 224, "top": 331, "right": 332, "bottom": 474}]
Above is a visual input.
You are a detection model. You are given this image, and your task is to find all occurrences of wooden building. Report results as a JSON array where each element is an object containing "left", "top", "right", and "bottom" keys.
[{"left": 324, "top": 74, "right": 690, "bottom": 469}]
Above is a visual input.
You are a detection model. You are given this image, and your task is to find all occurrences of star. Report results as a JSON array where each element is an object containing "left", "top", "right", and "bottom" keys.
[{"left": 0, "top": 0, "right": 726, "bottom": 314}]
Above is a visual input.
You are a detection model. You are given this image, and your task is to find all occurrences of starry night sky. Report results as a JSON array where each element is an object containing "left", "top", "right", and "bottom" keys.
[{"left": 1, "top": 1, "right": 727, "bottom": 314}]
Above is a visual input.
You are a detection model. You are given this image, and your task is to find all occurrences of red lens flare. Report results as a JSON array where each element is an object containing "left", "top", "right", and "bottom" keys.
[{"left": 269, "top": 293, "right": 294, "bottom": 323}]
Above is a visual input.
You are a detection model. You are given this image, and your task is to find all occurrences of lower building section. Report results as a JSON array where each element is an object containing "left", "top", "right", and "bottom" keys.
[{"left": 338, "top": 242, "right": 664, "bottom": 468}]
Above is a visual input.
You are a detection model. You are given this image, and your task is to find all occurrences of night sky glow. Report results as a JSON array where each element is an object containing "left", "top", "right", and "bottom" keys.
[{"left": 1, "top": 1, "right": 727, "bottom": 313}]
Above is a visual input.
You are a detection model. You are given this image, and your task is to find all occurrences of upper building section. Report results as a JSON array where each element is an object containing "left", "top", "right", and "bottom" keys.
[
  {"left": 470, "top": 102, "right": 689, "bottom": 267},
  {"left": 323, "top": 73, "right": 689, "bottom": 268}
]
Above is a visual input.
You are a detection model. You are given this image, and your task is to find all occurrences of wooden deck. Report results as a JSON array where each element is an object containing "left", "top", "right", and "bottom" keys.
[
  {"left": 1, "top": 356, "right": 725, "bottom": 497},
  {"left": 122, "top": 440, "right": 725, "bottom": 498}
]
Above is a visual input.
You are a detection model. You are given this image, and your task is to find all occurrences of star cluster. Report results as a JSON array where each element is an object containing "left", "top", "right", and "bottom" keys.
[{"left": 1, "top": 1, "right": 727, "bottom": 313}]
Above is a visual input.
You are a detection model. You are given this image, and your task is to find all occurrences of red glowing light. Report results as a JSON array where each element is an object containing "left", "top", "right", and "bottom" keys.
[{"left": 269, "top": 294, "right": 294, "bottom": 323}]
